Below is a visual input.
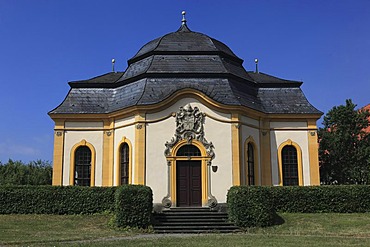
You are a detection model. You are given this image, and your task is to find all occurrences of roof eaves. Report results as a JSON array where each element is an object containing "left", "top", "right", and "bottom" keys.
[
  {"left": 248, "top": 71, "right": 303, "bottom": 87},
  {"left": 68, "top": 72, "right": 124, "bottom": 88},
  {"left": 48, "top": 88, "right": 73, "bottom": 115}
]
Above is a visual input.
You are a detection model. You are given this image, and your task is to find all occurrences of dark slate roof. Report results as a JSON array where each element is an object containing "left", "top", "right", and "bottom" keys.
[
  {"left": 49, "top": 23, "right": 322, "bottom": 116},
  {"left": 258, "top": 88, "right": 320, "bottom": 114},
  {"left": 51, "top": 78, "right": 260, "bottom": 114},
  {"left": 71, "top": 72, "right": 123, "bottom": 84},
  {"left": 248, "top": 72, "right": 302, "bottom": 87},
  {"left": 130, "top": 24, "right": 241, "bottom": 63},
  {"left": 118, "top": 55, "right": 253, "bottom": 82},
  {"left": 68, "top": 72, "right": 124, "bottom": 88},
  {"left": 117, "top": 24, "right": 254, "bottom": 83}
]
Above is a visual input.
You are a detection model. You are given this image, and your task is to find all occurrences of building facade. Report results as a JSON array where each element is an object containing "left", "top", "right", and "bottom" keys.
[{"left": 49, "top": 14, "right": 322, "bottom": 208}]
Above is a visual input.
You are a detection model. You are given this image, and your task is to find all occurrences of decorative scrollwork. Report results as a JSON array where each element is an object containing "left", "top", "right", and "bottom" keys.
[
  {"left": 162, "top": 197, "right": 172, "bottom": 208},
  {"left": 207, "top": 197, "right": 218, "bottom": 208},
  {"left": 164, "top": 104, "right": 215, "bottom": 161}
]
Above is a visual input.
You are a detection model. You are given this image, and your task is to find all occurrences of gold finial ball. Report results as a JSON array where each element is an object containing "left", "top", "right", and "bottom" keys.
[
  {"left": 182, "top": 11, "right": 186, "bottom": 16},
  {"left": 254, "top": 58, "right": 258, "bottom": 63}
]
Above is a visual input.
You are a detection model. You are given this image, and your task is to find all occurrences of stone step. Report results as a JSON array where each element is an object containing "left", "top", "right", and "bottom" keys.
[
  {"left": 153, "top": 217, "right": 228, "bottom": 222},
  {"left": 152, "top": 207, "right": 239, "bottom": 234},
  {"left": 156, "top": 211, "right": 228, "bottom": 215},
  {"left": 154, "top": 214, "right": 228, "bottom": 219},
  {"left": 153, "top": 221, "right": 235, "bottom": 226},
  {"left": 165, "top": 207, "right": 212, "bottom": 212},
  {"left": 154, "top": 229, "right": 240, "bottom": 234},
  {"left": 153, "top": 225, "right": 240, "bottom": 233},
  {"left": 153, "top": 225, "right": 239, "bottom": 230}
]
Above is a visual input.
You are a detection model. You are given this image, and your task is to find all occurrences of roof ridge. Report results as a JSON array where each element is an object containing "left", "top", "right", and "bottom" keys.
[
  {"left": 176, "top": 23, "right": 192, "bottom": 32},
  {"left": 143, "top": 56, "right": 155, "bottom": 75},
  {"left": 68, "top": 72, "right": 124, "bottom": 85},
  {"left": 72, "top": 72, "right": 117, "bottom": 82},
  {"left": 128, "top": 30, "right": 175, "bottom": 64},
  {"left": 259, "top": 72, "right": 302, "bottom": 83},
  {"left": 136, "top": 78, "right": 148, "bottom": 105}
]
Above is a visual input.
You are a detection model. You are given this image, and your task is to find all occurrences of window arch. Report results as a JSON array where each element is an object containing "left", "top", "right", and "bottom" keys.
[
  {"left": 278, "top": 139, "right": 303, "bottom": 186},
  {"left": 176, "top": 145, "right": 201, "bottom": 156},
  {"left": 69, "top": 140, "right": 96, "bottom": 186},
  {"left": 116, "top": 137, "right": 132, "bottom": 185},
  {"left": 282, "top": 145, "right": 298, "bottom": 186},
  {"left": 120, "top": 143, "right": 129, "bottom": 185},
  {"left": 243, "top": 136, "right": 259, "bottom": 185},
  {"left": 74, "top": 146, "right": 91, "bottom": 186},
  {"left": 247, "top": 143, "right": 255, "bottom": 185}
]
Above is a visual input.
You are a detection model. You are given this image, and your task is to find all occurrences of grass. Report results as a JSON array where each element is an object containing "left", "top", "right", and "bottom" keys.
[
  {"left": 0, "top": 214, "right": 139, "bottom": 246},
  {"left": 1, "top": 213, "right": 370, "bottom": 246}
]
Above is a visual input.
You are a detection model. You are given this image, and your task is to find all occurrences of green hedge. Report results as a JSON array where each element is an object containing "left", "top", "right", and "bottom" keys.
[
  {"left": 0, "top": 185, "right": 154, "bottom": 229},
  {"left": 227, "top": 185, "right": 370, "bottom": 228},
  {"left": 115, "top": 185, "right": 153, "bottom": 228},
  {"left": 271, "top": 185, "right": 370, "bottom": 213},
  {"left": 0, "top": 186, "right": 116, "bottom": 214},
  {"left": 227, "top": 186, "right": 275, "bottom": 227}
]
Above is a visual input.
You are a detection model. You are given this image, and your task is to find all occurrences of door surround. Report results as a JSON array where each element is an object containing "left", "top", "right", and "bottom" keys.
[
  {"left": 166, "top": 140, "right": 209, "bottom": 207},
  {"left": 162, "top": 104, "right": 217, "bottom": 208}
]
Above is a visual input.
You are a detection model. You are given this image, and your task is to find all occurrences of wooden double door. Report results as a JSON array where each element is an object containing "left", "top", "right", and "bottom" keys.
[{"left": 176, "top": 160, "right": 202, "bottom": 207}]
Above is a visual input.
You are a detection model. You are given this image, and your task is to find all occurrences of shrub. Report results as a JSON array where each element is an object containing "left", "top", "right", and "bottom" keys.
[
  {"left": 270, "top": 185, "right": 370, "bottom": 213},
  {"left": 0, "top": 160, "right": 52, "bottom": 185},
  {"left": 227, "top": 186, "right": 275, "bottom": 227},
  {"left": 115, "top": 185, "right": 153, "bottom": 228},
  {"left": 0, "top": 186, "right": 116, "bottom": 214},
  {"left": 227, "top": 185, "right": 370, "bottom": 228}
]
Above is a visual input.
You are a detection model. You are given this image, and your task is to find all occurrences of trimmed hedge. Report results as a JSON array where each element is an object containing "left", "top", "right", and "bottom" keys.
[
  {"left": 227, "top": 186, "right": 275, "bottom": 227},
  {"left": 0, "top": 186, "right": 116, "bottom": 214},
  {"left": 227, "top": 185, "right": 370, "bottom": 228},
  {"left": 271, "top": 185, "right": 370, "bottom": 213},
  {"left": 115, "top": 185, "right": 153, "bottom": 228},
  {"left": 0, "top": 185, "right": 153, "bottom": 228}
]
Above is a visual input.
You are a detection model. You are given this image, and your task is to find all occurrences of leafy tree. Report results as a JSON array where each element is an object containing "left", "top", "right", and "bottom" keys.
[
  {"left": 0, "top": 159, "right": 52, "bottom": 185},
  {"left": 319, "top": 99, "right": 370, "bottom": 184}
]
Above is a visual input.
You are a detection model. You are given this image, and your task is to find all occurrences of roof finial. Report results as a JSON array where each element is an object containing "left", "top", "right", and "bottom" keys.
[
  {"left": 254, "top": 58, "right": 259, "bottom": 73},
  {"left": 181, "top": 11, "right": 187, "bottom": 25},
  {"left": 112, "top": 58, "right": 116, "bottom": 72}
]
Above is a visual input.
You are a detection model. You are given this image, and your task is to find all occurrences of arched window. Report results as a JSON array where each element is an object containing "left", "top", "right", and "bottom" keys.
[
  {"left": 282, "top": 145, "right": 298, "bottom": 186},
  {"left": 247, "top": 143, "right": 255, "bottom": 185},
  {"left": 176, "top": 145, "right": 201, "bottom": 156},
  {"left": 74, "top": 146, "right": 91, "bottom": 186},
  {"left": 120, "top": 143, "right": 129, "bottom": 185}
]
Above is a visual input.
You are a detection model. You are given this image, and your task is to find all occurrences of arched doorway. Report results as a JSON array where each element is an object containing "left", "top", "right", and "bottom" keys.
[
  {"left": 176, "top": 145, "right": 202, "bottom": 207},
  {"left": 162, "top": 104, "right": 217, "bottom": 208}
]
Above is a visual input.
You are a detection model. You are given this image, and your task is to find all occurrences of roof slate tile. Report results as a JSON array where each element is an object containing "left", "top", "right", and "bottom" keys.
[{"left": 49, "top": 24, "right": 322, "bottom": 117}]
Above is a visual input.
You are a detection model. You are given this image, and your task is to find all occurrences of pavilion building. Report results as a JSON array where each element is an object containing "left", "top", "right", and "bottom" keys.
[{"left": 49, "top": 12, "right": 322, "bottom": 208}]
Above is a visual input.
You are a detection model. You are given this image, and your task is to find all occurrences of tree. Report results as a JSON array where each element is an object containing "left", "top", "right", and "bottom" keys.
[
  {"left": 0, "top": 159, "right": 52, "bottom": 185},
  {"left": 319, "top": 99, "right": 370, "bottom": 184}
]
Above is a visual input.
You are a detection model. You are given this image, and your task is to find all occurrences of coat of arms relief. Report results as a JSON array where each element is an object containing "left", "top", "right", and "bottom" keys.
[{"left": 164, "top": 104, "right": 215, "bottom": 161}]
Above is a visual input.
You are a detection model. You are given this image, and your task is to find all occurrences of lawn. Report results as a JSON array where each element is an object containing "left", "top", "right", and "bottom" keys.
[{"left": 1, "top": 213, "right": 370, "bottom": 246}]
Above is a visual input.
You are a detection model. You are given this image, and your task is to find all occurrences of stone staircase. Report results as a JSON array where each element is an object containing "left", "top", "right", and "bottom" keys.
[{"left": 152, "top": 207, "right": 240, "bottom": 233}]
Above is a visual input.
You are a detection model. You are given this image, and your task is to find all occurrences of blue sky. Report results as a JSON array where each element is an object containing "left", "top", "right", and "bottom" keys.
[{"left": 0, "top": 0, "right": 369, "bottom": 163}]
